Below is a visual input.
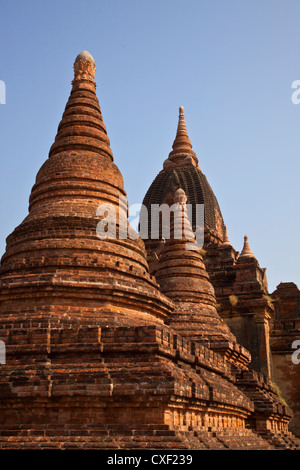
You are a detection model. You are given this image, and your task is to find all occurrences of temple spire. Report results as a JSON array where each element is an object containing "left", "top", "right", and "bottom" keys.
[
  {"left": 166, "top": 106, "right": 199, "bottom": 167},
  {"left": 240, "top": 235, "right": 255, "bottom": 259},
  {"left": 154, "top": 187, "right": 216, "bottom": 305},
  {"left": 170, "top": 188, "right": 195, "bottom": 243},
  {"left": 153, "top": 187, "right": 243, "bottom": 353},
  {"left": 48, "top": 50, "right": 113, "bottom": 162},
  {"left": 222, "top": 225, "right": 231, "bottom": 246},
  {"left": 172, "top": 106, "right": 193, "bottom": 153},
  {"left": 2, "top": 50, "right": 173, "bottom": 331}
]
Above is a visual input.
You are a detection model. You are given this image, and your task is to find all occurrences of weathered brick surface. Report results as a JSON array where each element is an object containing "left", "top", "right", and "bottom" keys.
[
  {"left": 143, "top": 117, "right": 274, "bottom": 379},
  {"left": 142, "top": 105, "right": 300, "bottom": 447},
  {"left": 152, "top": 189, "right": 250, "bottom": 369},
  {"left": 0, "top": 52, "right": 299, "bottom": 450},
  {"left": 0, "top": 51, "right": 172, "bottom": 326},
  {"left": 270, "top": 282, "right": 300, "bottom": 437},
  {"left": 0, "top": 322, "right": 275, "bottom": 449}
]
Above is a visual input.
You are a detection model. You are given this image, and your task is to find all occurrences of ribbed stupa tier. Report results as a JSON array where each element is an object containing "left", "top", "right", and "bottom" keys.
[
  {"left": 0, "top": 51, "right": 173, "bottom": 324},
  {"left": 48, "top": 51, "right": 113, "bottom": 162},
  {"left": 153, "top": 189, "right": 251, "bottom": 367}
]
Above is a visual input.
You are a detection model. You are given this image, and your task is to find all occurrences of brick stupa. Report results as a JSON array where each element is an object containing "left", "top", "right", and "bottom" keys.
[
  {"left": 0, "top": 52, "right": 299, "bottom": 450},
  {"left": 152, "top": 188, "right": 250, "bottom": 368}
]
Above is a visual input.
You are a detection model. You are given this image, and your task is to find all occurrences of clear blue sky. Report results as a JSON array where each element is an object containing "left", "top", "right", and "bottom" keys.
[{"left": 0, "top": 0, "right": 299, "bottom": 292}]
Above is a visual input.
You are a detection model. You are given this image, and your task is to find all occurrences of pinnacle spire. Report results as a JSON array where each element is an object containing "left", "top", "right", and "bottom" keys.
[
  {"left": 167, "top": 106, "right": 199, "bottom": 167},
  {"left": 48, "top": 51, "right": 113, "bottom": 162},
  {"left": 155, "top": 187, "right": 215, "bottom": 304},
  {"left": 240, "top": 235, "right": 255, "bottom": 259},
  {"left": 171, "top": 188, "right": 195, "bottom": 243},
  {"left": 172, "top": 106, "right": 193, "bottom": 152},
  {"left": 1, "top": 51, "right": 173, "bottom": 328},
  {"left": 222, "top": 225, "right": 231, "bottom": 246},
  {"left": 154, "top": 187, "right": 239, "bottom": 349}
]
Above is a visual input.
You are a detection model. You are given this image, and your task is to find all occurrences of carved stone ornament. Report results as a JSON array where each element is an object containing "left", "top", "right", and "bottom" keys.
[{"left": 73, "top": 51, "right": 96, "bottom": 81}]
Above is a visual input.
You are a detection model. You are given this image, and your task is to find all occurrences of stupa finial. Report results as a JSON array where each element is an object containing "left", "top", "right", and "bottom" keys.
[
  {"left": 165, "top": 106, "right": 199, "bottom": 168},
  {"left": 222, "top": 225, "right": 231, "bottom": 246},
  {"left": 172, "top": 106, "right": 192, "bottom": 152},
  {"left": 73, "top": 50, "right": 96, "bottom": 82},
  {"left": 240, "top": 235, "right": 255, "bottom": 259}
]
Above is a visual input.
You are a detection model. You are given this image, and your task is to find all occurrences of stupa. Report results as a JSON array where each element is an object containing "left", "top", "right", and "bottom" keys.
[
  {"left": 0, "top": 53, "right": 299, "bottom": 449},
  {"left": 142, "top": 106, "right": 300, "bottom": 441}
]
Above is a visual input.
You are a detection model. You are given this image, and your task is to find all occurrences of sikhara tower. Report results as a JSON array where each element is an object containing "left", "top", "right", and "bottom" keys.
[
  {"left": 0, "top": 52, "right": 299, "bottom": 450},
  {"left": 142, "top": 107, "right": 274, "bottom": 377}
]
